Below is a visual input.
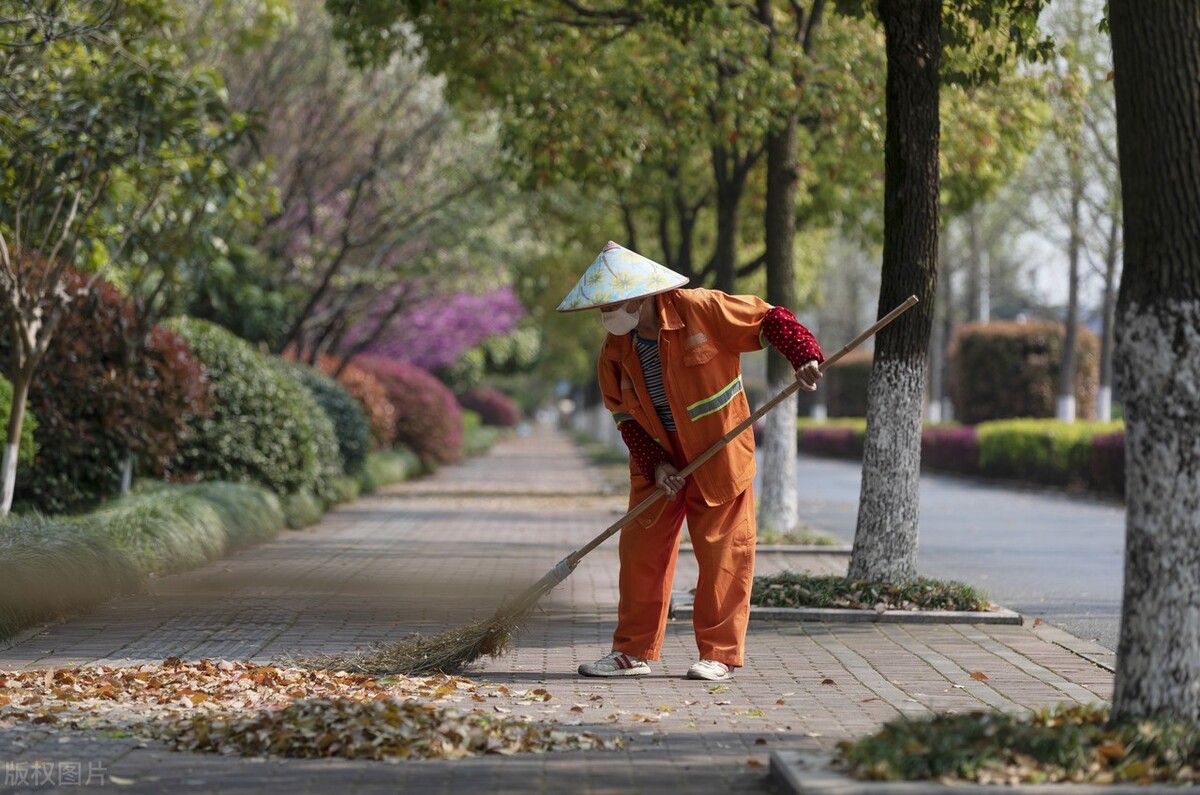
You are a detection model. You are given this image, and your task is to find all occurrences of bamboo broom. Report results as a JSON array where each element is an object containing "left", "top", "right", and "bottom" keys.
[{"left": 297, "top": 295, "right": 919, "bottom": 675}]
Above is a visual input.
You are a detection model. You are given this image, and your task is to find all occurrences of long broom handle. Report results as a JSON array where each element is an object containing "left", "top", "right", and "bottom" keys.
[{"left": 563, "top": 295, "right": 919, "bottom": 569}]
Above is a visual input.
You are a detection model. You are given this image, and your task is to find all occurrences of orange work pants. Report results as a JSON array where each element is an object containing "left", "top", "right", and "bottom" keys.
[{"left": 611, "top": 431, "right": 756, "bottom": 668}]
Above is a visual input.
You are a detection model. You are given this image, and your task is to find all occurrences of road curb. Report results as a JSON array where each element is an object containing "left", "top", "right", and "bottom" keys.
[
  {"left": 1029, "top": 620, "right": 1116, "bottom": 673},
  {"left": 669, "top": 594, "right": 1022, "bottom": 625},
  {"left": 769, "top": 751, "right": 1181, "bottom": 794}
]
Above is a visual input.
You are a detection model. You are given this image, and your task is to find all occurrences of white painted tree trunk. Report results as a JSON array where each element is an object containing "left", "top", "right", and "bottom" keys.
[
  {"left": 0, "top": 443, "right": 17, "bottom": 515},
  {"left": 1111, "top": 301, "right": 1200, "bottom": 721},
  {"left": 1056, "top": 394, "right": 1076, "bottom": 423},
  {"left": 848, "top": 357, "right": 926, "bottom": 582},
  {"left": 757, "top": 374, "right": 799, "bottom": 535},
  {"left": 1095, "top": 386, "right": 1112, "bottom": 422},
  {"left": 120, "top": 454, "right": 134, "bottom": 496}
]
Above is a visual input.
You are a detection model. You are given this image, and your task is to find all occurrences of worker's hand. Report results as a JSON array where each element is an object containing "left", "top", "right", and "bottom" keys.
[
  {"left": 654, "top": 462, "right": 685, "bottom": 499},
  {"left": 794, "top": 359, "right": 822, "bottom": 392}
]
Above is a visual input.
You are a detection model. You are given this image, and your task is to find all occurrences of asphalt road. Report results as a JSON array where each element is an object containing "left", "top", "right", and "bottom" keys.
[{"left": 782, "top": 454, "right": 1127, "bottom": 652}]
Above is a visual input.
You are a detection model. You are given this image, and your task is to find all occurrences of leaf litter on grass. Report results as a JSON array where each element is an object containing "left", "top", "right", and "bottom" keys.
[{"left": 0, "top": 657, "right": 625, "bottom": 761}]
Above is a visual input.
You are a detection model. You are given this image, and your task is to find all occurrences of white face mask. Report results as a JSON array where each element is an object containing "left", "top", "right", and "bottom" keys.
[{"left": 600, "top": 304, "right": 640, "bottom": 335}]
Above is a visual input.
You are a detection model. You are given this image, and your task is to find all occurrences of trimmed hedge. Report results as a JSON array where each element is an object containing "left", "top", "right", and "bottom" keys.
[
  {"left": 317, "top": 355, "right": 396, "bottom": 450},
  {"left": 3, "top": 272, "right": 206, "bottom": 514},
  {"left": 355, "top": 355, "right": 463, "bottom": 467},
  {"left": 287, "top": 363, "right": 372, "bottom": 476},
  {"left": 798, "top": 349, "right": 873, "bottom": 418},
  {"left": 977, "top": 419, "right": 1123, "bottom": 490},
  {"left": 0, "top": 481, "right": 284, "bottom": 641},
  {"left": 948, "top": 320, "right": 1099, "bottom": 424},
  {"left": 458, "top": 386, "right": 521, "bottom": 428},
  {"left": 167, "top": 318, "right": 320, "bottom": 496},
  {"left": 273, "top": 361, "right": 342, "bottom": 506},
  {"left": 797, "top": 418, "right": 867, "bottom": 458},
  {"left": 797, "top": 417, "right": 1125, "bottom": 496}
]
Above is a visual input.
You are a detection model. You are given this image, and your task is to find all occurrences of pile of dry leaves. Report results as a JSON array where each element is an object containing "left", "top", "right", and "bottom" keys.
[{"left": 0, "top": 657, "right": 623, "bottom": 760}]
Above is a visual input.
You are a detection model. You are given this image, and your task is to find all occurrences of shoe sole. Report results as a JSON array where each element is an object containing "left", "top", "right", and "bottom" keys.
[
  {"left": 578, "top": 667, "right": 650, "bottom": 677},
  {"left": 686, "top": 669, "right": 733, "bottom": 681}
]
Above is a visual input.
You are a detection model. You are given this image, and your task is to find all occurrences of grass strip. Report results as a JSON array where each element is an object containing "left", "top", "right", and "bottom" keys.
[{"left": 751, "top": 572, "right": 989, "bottom": 611}]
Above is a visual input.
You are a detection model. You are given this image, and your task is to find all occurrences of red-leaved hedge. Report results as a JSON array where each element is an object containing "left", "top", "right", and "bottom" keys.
[
  {"left": 353, "top": 355, "right": 463, "bottom": 466},
  {"left": 316, "top": 355, "right": 396, "bottom": 451},
  {"left": 2, "top": 272, "right": 207, "bottom": 513},
  {"left": 458, "top": 386, "right": 521, "bottom": 428}
]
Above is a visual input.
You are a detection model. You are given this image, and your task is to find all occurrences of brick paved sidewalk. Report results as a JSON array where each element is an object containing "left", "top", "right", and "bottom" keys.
[{"left": 0, "top": 426, "right": 1113, "bottom": 794}]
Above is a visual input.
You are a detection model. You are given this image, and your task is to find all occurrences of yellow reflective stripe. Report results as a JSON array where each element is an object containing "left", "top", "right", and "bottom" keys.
[{"left": 686, "top": 376, "right": 743, "bottom": 421}]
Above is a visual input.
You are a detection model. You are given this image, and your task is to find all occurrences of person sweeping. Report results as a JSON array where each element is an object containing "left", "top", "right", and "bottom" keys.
[{"left": 557, "top": 241, "right": 824, "bottom": 681}]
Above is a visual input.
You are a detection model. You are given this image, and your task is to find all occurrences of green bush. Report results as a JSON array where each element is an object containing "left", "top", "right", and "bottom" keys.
[
  {"left": 0, "top": 375, "right": 38, "bottom": 465},
  {"left": 358, "top": 447, "right": 423, "bottom": 494},
  {"left": 798, "top": 349, "right": 873, "bottom": 418},
  {"left": 273, "top": 361, "right": 342, "bottom": 506},
  {"left": 0, "top": 513, "right": 141, "bottom": 641},
  {"left": 282, "top": 489, "right": 325, "bottom": 530},
  {"left": 977, "top": 419, "right": 1123, "bottom": 487},
  {"left": 948, "top": 320, "right": 1099, "bottom": 424},
  {"left": 166, "top": 318, "right": 320, "bottom": 496},
  {"left": 285, "top": 362, "right": 371, "bottom": 476}
]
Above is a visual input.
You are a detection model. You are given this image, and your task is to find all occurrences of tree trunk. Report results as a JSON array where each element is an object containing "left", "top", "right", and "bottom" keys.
[
  {"left": 758, "top": 112, "right": 801, "bottom": 536},
  {"left": 1096, "top": 213, "right": 1120, "bottom": 421},
  {"left": 1, "top": 367, "right": 32, "bottom": 515},
  {"left": 847, "top": 0, "right": 941, "bottom": 583},
  {"left": 1108, "top": 0, "right": 1200, "bottom": 724},
  {"left": 711, "top": 145, "right": 746, "bottom": 293},
  {"left": 965, "top": 207, "right": 988, "bottom": 322},
  {"left": 1057, "top": 163, "right": 1084, "bottom": 422},
  {"left": 927, "top": 232, "right": 950, "bottom": 423}
]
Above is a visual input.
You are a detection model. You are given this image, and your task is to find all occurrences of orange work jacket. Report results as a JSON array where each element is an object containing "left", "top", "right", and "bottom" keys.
[{"left": 597, "top": 288, "right": 771, "bottom": 507}]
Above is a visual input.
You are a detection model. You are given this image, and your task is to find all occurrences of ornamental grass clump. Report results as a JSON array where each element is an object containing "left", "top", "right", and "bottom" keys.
[
  {"left": 0, "top": 514, "right": 140, "bottom": 640},
  {"left": 839, "top": 703, "right": 1199, "bottom": 785},
  {"left": 751, "top": 573, "right": 988, "bottom": 612},
  {"left": 91, "top": 482, "right": 283, "bottom": 576}
]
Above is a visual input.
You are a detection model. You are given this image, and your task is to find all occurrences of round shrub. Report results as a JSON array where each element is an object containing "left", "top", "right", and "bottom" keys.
[
  {"left": 0, "top": 375, "right": 38, "bottom": 467},
  {"left": 458, "top": 386, "right": 521, "bottom": 428},
  {"left": 285, "top": 362, "right": 371, "bottom": 475},
  {"left": 317, "top": 355, "right": 396, "bottom": 450},
  {"left": 272, "top": 361, "right": 342, "bottom": 505},
  {"left": 798, "top": 349, "right": 873, "bottom": 418},
  {"left": 166, "top": 317, "right": 320, "bottom": 496},
  {"left": 948, "top": 320, "right": 1099, "bottom": 424},
  {"left": 354, "top": 355, "right": 463, "bottom": 467},
  {"left": 0, "top": 272, "right": 206, "bottom": 514}
]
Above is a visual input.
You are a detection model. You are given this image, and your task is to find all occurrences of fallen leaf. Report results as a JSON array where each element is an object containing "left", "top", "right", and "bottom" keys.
[
  {"left": 821, "top": 678, "right": 835, "bottom": 686},
  {"left": 969, "top": 672, "right": 989, "bottom": 681},
  {"left": 747, "top": 759, "right": 763, "bottom": 768}
]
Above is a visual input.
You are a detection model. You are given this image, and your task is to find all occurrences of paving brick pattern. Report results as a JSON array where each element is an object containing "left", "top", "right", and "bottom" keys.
[{"left": 0, "top": 427, "right": 1113, "bottom": 794}]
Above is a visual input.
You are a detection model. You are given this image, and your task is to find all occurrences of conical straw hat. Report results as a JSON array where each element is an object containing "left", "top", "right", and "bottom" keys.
[{"left": 556, "top": 241, "right": 689, "bottom": 313}]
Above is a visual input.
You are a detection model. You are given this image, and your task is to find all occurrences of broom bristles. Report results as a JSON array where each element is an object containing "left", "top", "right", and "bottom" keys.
[{"left": 289, "top": 577, "right": 556, "bottom": 675}]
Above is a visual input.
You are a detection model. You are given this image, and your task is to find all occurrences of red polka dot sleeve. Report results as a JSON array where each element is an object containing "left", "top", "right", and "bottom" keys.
[
  {"left": 617, "top": 420, "right": 673, "bottom": 479},
  {"left": 760, "top": 306, "right": 824, "bottom": 370}
]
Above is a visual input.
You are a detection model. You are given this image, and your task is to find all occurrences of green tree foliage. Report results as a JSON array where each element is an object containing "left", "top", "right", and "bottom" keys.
[{"left": 0, "top": 0, "right": 254, "bottom": 513}]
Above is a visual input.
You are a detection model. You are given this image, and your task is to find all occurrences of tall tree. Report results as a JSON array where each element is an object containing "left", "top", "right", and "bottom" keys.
[
  {"left": 842, "top": 0, "right": 1051, "bottom": 581},
  {"left": 1108, "top": 0, "right": 1200, "bottom": 723},
  {"left": 847, "top": 0, "right": 942, "bottom": 581},
  {"left": 0, "top": 0, "right": 235, "bottom": 514}
]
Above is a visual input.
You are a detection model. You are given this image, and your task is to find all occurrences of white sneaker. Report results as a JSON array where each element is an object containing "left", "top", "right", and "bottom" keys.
[
  {"left": 578, "top": 650, "right": 651, "bottom": 677},
  {"left": 687, "top": 659, "right": 733, "bottom": 681}
]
